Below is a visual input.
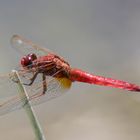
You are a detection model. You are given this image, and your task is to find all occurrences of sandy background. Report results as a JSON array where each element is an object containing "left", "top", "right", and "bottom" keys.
[{"left": 0, "top": 0, "right": 140, "bottom": 140}]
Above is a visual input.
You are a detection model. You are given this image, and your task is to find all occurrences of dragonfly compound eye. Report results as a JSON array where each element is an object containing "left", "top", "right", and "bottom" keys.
[
  {"left": 21, "top": 56, "right": 32, "bottom": 67},
  {"left": 28, "top": 53, "right": 37, "bottom": 61}
]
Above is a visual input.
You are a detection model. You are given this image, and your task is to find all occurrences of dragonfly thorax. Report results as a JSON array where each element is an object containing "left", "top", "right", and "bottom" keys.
[{"left": 36, "top": 54, "right": 71, "bottom": 78}]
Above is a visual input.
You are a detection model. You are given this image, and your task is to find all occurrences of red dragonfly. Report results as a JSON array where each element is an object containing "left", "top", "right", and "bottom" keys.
[{"left": 0, "top": 35, "right": 140, "bottom": 115}]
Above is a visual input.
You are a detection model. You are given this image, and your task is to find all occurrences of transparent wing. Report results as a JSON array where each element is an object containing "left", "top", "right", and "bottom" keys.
[
  {"left": 0, "top": 70, "right": 72, "bottom": 116},
  {"left": 0, "top": 72, "right": 19, "bottom": 98},
  {"left": 19, "top": 67, "right": 72, "bottom": 106},
  {"left": 0, "top": 72, "right": 26, "bottom": 115},
  {"left": 0, "top": 74, "right": 71, "bottom": 115},
  {"left": 0, "top": 67, "right": 38, "bottom": 98},
  {"left": 11, "top": 35, "right": 55, "bottom": 57},
  {"left": 0, "top": 96, "right": 27, "bottom": 116},
  {"left": 28, "top": 76, "right": 72, "bottom": 106},
  {"left": 10, "top": 35, "right": 67, "bottom": 70}
]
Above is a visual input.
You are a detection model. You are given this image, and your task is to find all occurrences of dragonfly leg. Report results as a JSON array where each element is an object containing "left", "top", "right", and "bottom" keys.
[
  {"left": 42, "top": 73, "right": 47, "bottom": 94},
  {"left": 23, "top": 72, "right": 38, "bottom": 86},
  {"left": 29, "top": 74, "right": 47, "bottom": 101}
]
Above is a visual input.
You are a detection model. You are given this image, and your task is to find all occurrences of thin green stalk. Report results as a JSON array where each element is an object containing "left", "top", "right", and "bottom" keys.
[{"left": 12, "top": 70, "right": 46, "bottom": 140}]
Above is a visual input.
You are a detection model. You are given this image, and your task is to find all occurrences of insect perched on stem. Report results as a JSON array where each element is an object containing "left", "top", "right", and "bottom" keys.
[{"left": 0, "top": 35, "right": 139, "bottom": 115}]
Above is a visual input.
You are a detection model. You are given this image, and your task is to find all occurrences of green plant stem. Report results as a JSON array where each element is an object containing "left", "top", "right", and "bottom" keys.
[{"left": 12, "top": 70, "right": 46, "bottom": 140}]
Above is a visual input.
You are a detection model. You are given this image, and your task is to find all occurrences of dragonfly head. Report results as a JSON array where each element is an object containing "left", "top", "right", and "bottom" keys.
[{"left": 21, "top": 53, "right": 37, "bottom": 68}]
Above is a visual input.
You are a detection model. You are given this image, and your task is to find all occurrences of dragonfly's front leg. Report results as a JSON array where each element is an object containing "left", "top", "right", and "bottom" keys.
[{"left": 23, "top": 72, "right": 38, "bottom": 86}]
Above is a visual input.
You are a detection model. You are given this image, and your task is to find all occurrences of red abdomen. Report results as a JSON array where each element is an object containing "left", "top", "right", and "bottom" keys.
[{"left": 69, "top": 68, "right": 140, "bottom": 92}]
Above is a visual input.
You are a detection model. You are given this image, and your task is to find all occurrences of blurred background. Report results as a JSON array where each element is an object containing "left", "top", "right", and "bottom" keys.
[{"left": 0, "top": 0, "right": 140, "bottom": 140}]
